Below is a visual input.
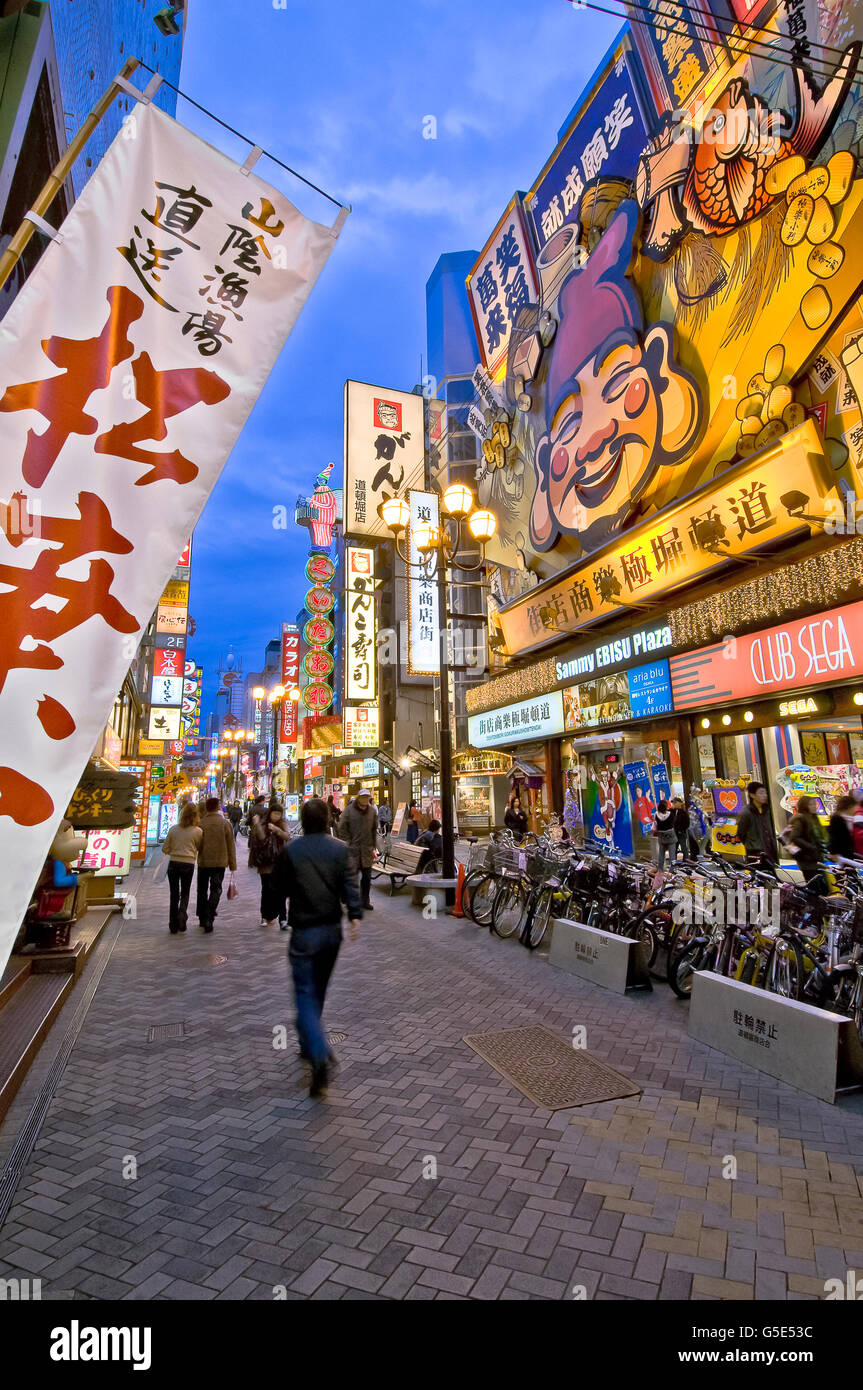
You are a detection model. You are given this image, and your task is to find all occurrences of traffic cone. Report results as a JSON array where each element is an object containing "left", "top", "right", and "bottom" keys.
[{"left": 450, "top": 862, "right": 466, "bottom": 918}]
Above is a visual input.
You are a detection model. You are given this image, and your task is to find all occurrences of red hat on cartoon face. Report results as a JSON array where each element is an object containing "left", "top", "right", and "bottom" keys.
[{"left": 546, "top": 200, "right": 642, "bottom": 424}]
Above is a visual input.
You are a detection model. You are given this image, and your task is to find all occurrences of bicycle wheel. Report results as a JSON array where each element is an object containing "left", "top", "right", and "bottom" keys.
[
  {"left": 491, "top": 879, "right": 528, "bottom": 939},
  {"left": 668, "top": 941, "right": 709, "bottom": 999},
  {"left": 821, "top": 971, "right": 863, "bottom": 1041},
  {"left": 463, "top": 870, "right": 495, "bottom": 926},
  {"left": 631, "top": 909, "right": 666, "bottom": 970},
  {"left": 523, "top": 885, "right": 554, "bottom": 950},
  {"left": 764, "top": 937, "right": 804, "bottom": 1000}
]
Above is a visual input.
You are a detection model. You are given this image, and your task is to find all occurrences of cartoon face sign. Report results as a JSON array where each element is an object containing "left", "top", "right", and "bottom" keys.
[{"left": 529, "top": 201, "right": 703, "bottom": 554}]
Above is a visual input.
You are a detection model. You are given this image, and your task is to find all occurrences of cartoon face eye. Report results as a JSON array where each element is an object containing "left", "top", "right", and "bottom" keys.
[{"left": 713, "top": 113, "right": 725, "bottom": 133}]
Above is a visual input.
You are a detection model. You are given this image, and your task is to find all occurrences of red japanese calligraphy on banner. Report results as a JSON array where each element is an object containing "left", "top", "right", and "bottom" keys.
[
  {"left": 0, "top": 100, "right": 344, "bottom": 977},
  {"left": 281, "top": 625, "right": 300, "bottom": 744}
]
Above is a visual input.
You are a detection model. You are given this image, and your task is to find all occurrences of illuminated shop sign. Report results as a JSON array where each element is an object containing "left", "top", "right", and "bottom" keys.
[
  {"left": 671, "top": 599, "right": 863, "bottom": 710},
  {"left": 555, "top": 624, "right": 672, "bottom": 682},
  {"left": 468, "top": 691, "right": 565, "bottom": 748}
]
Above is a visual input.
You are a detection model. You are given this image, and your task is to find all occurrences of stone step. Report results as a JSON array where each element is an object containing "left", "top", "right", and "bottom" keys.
[
  {"left": 0, "top": 973, "right": 73, "bottom": 1123},
  {"left": 0, "top": 956, "right": 31, "bottom": 1011}
]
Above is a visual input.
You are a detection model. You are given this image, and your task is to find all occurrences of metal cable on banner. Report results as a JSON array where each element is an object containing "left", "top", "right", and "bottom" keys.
[
  {"left": 615, "top": 0, "right": 857, "bottom": 62},
  {"left": 577, "top": 0, "right": 856, "bottom": 82},
  {"left": 133, "top": 60, "right": 349, "bottom": 212}
]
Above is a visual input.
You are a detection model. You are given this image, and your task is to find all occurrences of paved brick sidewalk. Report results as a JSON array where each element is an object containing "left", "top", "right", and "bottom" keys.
[{"left": 1, "top": 857, "right": 862, "bottom": 1301}]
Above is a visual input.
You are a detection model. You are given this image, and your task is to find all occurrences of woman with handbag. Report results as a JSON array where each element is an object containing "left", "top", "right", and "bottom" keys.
[
  {"left": 161, "top": 803, "right": 202, "bottom": 934},
  {"left": 249, "top": 803, "right": 290, "bottom": 927},
  {"left": 653, "top": 800, "right": 677, "bottom": 871},
  {"left": 784, "top": 795, "right": 828, "bottom": 893}
]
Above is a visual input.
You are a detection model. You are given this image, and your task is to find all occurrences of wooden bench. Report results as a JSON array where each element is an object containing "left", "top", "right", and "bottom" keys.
[
  {"left": 406, "top": 875, "right": 458, "bottom": 912},
  {"left": 371, "top": 841, "right": 427, "bottom": 894}
]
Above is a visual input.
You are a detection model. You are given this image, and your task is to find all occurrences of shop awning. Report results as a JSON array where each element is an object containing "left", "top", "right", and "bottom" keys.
[{"left": 509, "top": 759, "right": 545, "bottom": 785}]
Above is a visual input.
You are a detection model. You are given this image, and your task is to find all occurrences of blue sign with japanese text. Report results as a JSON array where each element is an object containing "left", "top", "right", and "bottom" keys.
[
  {"left": 528, "top": 49, "right": 649, "bottom": 254},
  {"left": 627, "top": 659, "right": 673, "bottom": 718},
  {"left": 628, "top": 0, "right": 717, "bottom": 115}
]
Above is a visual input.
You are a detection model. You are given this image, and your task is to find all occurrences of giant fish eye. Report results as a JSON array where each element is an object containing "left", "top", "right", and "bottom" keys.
[{"left": 713, "top": 113, "right": 725, "bottom": 133}]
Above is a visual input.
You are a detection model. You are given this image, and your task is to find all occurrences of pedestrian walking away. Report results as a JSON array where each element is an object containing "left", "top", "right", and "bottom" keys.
[
  {"left": 196, "top": 797, "right": 237, "bottom": 932},
  {"left": 653, "top": 799, "right": 677, "bottom": 871},
  {"left": 278, "top": 797, "right": 362, "bottom": 1097},
  {"left": 326, "top": 794, "right": 341, "bottom": 832},
  {"left": 377, "top": 800, "right": 392, "bottom": 836},
  {"left": 225, "top": 801, "right": 242, "bottom": 837},
  {"left": 161, "top": 803, "right": 202, "bottom": 934},
  {"left": 249, "top": 802, "right": 290, "bottom": 927},
  {"left": 671, "top": 797, "right": 690, "bottom": 860},
  {"left": 338, "top": 786, "right": 378, "bottom": 909}
]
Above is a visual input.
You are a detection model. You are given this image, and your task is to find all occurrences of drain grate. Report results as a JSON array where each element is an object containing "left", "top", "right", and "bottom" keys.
[
  {"left": 147, "top": 1022, "right": 187, "bottom": 1043},
  {"left": 327, "top": 1030, "right": 347, "bottom": 1045}
]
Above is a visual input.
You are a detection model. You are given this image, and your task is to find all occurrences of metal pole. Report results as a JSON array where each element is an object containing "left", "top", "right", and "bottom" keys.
[
  {"left": 0, "top": 57, "right": 141, "bottom": 292},
  {"left": 437, "top": 539, "right": 456, "bottom": 906}
]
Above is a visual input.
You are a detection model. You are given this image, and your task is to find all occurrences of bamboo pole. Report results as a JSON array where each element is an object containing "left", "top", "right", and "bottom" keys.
[{"left": 0, "top": 56, "right": 140, "bottom": 292}]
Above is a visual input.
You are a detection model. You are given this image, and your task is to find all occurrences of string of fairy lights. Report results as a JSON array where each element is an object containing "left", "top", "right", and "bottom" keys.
[{"left": 465, "top": 539, "right": 863, "bottom": 717}]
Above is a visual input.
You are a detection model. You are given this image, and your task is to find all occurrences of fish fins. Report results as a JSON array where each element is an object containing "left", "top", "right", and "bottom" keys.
[
  {"left": 726, "top": 156, "right": 756, "bottom": 224},
  {"left": 790, "top": 41, "right": 861, "bottom": 160}
]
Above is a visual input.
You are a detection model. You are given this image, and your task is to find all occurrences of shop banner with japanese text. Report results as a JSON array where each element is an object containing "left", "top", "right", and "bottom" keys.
[{"left": 0, "top": 101, "right": 343, "bottom": 972}]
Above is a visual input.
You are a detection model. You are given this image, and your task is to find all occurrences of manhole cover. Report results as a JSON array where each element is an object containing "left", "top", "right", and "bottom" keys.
[
  {"left": 462, "top": 1026, "right": 641, "bottom": 1110},
  {"left": 147, "top": 1022, "right": 186, "bottom": 1043},
  {"left": 327, "top": 1030, "right": 347, "bottom": 1045}
]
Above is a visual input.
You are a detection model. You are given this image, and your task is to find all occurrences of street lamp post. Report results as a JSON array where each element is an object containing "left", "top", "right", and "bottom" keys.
[
  {"left": 378, "top": 486, "right": 497, "bottom": 903},
  {"left": 217, "top": 744, "right": 230, "bottom": 803}
]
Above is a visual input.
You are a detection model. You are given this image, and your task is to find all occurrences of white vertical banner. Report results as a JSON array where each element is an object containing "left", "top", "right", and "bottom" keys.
[
  {"left": 0, "top": 100, "right": 344, "bottom": 971},
  {"left": 407, "top": 490, "right": 440, "bottom": 676},
  {"left": 343, "top": 381, "right": 425, "bottom": 539},
  {"left": 345, "top": 546, "right": 376, "bottom": 702}
]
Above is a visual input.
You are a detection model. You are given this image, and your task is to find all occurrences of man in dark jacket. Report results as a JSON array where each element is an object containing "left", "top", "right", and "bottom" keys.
[
  {"left": 225, "top": 801, "right": 242, "bottom": 836},
  {"left": 736, "top": 782, "right": 779, "bottom": 866},
  {"left": 278, "top": 797, "right": 362, "bottom": 1097},
  {"left": 196, "top": 797, "right": 237, "bottom": 932},
  {"left": 338, "top": 787, "right": 378, "bottom": 910}
]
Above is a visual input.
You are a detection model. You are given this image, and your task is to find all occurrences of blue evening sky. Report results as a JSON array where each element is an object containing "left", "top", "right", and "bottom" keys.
[{"left": 179, "top": 0, "right": 620, "bottom": 722}]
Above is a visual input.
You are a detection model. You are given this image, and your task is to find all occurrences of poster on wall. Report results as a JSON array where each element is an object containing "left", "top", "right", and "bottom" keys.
[
  {"left": 343, "top": 381, "right": 425, "bottom": 540},
  {"left": 651, "top": 761, "right": 672, "bottom": 804},
  {"left": 624, "top": 760, "right": 656, "bottom": 839},
  {"left": 582, "top": 762, "right": 634, "bottom": 855}
]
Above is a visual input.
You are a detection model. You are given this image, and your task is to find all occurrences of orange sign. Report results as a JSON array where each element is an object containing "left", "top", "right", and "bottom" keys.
[{"left": 671, "top": 598, "right": 863, "bottom": 710}]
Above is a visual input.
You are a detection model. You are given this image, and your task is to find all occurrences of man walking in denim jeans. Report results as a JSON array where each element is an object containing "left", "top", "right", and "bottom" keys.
[{"left": 277, "top": 797, "right": 362, "bottom": 1097}]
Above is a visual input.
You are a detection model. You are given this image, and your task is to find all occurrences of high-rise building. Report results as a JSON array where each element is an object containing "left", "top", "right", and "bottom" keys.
[
  {"left": 47, "top": 0, "right": 186, "bottom": 197},
  {"left": 0, "top": 0, "right": 186, "bottom": 315}
]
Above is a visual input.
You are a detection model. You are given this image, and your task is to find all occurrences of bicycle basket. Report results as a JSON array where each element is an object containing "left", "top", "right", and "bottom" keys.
[
  {"left": 492, "top": 847, "right": 525, "bottom": 875},
  {"left": 526, "top": 850, "right": 564, "bottom": 884}
]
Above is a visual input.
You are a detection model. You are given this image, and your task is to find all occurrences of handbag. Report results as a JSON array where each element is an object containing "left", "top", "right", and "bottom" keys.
[{"left": 226, "top": 874, "right": 238, "bottom": 900}]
